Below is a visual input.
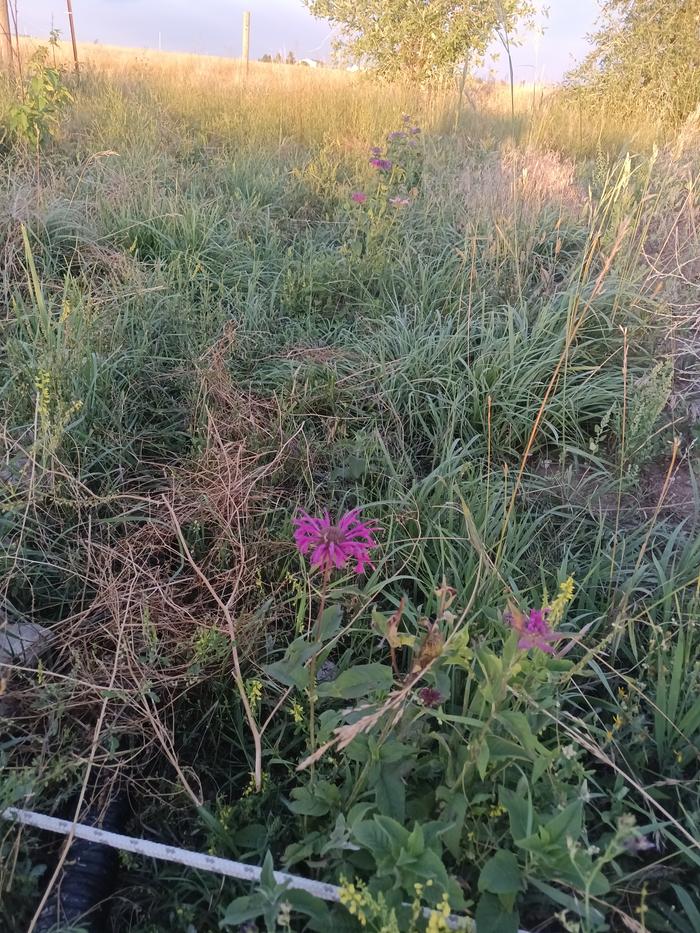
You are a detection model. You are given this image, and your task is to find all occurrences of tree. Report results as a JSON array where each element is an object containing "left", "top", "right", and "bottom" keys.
[
  {"left": 286, "top": 50, "right": 297, "bottom": 65},
  {"left": 260, "top": 53, "right": 272, "bottom": 63},
  {"left": 303, "top": 0, "right": 535, "bottom": 82},
  {"left": 567, "top": 0, "right": 700, "bottom": 126}
]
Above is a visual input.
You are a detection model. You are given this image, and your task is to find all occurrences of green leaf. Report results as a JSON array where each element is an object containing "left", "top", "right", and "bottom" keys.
[
  {"left": 440, "top": 791, "right": 468, "bottom": 860},
  {"left": 287, "top": 888, "right": 331, "bottom": 925},
  {"left": 260, "top": 849, "right": 276, "bottom": 889},
  {"left": 264, "top": 636, "right": 317, "bottom": 689},
  {"left": 478, "top": 850, "right": 522, "bottom": 895},
  {"left": 499, "top": 787, "right": 532, "bottom": 841},
  {"left": 475, "top": 893, "right": 519, "bottom": 933},
  {"left": 476, "top": 740, "right": 490, "bottom": 779},
  {"left": 287, "top": 781, "right": 339, "bottom": 816},
  {"left": 316, "top": 663, "right": 393, "bottom": 700},
  {"left": 543, "top": 800, "right": 583, "bottom": 845},
  {"left": 318, "top": 604, "right": 344, "bottom": 640},
  {"left": 219, "top": 894, "right": 265, "bottom": 927}
]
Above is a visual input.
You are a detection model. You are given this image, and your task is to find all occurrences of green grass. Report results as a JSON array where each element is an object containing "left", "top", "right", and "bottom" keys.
[{"left": 1, "top": 45, "right": 699, "bottom": 933}]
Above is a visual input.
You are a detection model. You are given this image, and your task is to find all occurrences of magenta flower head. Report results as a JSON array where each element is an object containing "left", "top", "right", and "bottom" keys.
[
  {"left": 369, "top": 157, "right": 393, "bottom": 172},
  {"left": 350, "top": 191, "right": 367, "bottom": 204},
  {"left": 370, "top": 145, "right": 382, "bottom": 157},
  {"left": 418, "top": 686, "right": 443, "bottom": 708},
  {"left": 293, "top": 508, "right": 379, "bottom": 575},
  {"left": 506, "top": 605, "right": 563, "bottom": 654}
]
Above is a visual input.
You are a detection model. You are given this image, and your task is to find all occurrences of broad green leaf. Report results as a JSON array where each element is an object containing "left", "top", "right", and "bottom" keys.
[
  {"left": 287, "top": 781, "right": 339, "bottom": 816},
  {"left": 478, "top": 850, "right": 522, "bottom": 895},
  {"left": 476, "top": 740, "right": 490, "bottom": 779},
  {"left": 317, "top": 663, "right": 393, "bottom": 700},
  {"left": 318, "top": 604, "right": 344, "bottom": 641},
  {"left": 499, "top": 787, "right": 532, "bottom": 841},
  {"left": 219, "top": 894, "right": 265, "bottom": 927},
  {"left": 474, "top": 892, "right": 519, "bottom": 933}
]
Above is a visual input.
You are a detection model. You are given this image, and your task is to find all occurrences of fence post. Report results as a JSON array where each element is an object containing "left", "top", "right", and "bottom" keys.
[
  {"left": 66, "top": 0, "right": 79, "bottom": 75},
  {"left": 0, "top": 0, "right": 14, "bottom": 76},
  {"left": 242, "top": 10, "right": 250, "bottom": 75}
]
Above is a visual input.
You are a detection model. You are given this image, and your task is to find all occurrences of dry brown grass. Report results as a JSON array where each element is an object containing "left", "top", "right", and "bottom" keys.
[{"left": 1, "top": 331, "right": 293, "bottom": 802}]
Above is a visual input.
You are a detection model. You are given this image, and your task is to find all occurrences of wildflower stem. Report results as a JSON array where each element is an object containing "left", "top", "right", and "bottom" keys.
[{"left": 307, "top": 565, "right": 331, "bottom": 778}]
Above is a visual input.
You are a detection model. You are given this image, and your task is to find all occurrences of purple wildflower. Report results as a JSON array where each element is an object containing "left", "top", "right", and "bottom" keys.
[
  {"left": 387, "top": 131, "right": 406, "bottom": 142},
  {"left": 351, "top": 191, "right": 367, "bottom": 204},
  {"left": 369, "top": 157, "right": 393, "bottom": 172},
  {"left": 418, "top": 686, "right": 443, "bottom": 708},
  {"left": 402, "top": 113, "right": 411, "bottom": 124},
  {"left": 370, "top": 146, "right": 382, "bottom": 157},
  {"left": 506, "top": 606, "right": 563, "bottom": 654},
  {"left": 410, "top": 126, "right": 421, "bottom": 135},
  {"left": 293, "top": 509, "right": 378, "bottom": 574},
  {"left": 623, "top": 834, "right": 655, "bottom": 854}
]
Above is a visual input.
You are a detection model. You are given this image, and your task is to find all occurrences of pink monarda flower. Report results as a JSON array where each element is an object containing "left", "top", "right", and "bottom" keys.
[
  {"left": 369, "top": 157, "right": 393, "bottom": 171},
  {"left": 351, "top": 191, "right": 367, "bottom": 204},
  {"left": 506, "top": 606, "right": 563, "bottom": 654},
  {"left": 293, "top": 509, "right": 378, "bottom": 574},
  {"left": 389, "top": 196, "right": 410, "bottom": 207}
]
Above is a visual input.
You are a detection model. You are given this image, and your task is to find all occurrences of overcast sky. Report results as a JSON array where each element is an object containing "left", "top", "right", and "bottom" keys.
[{"left": 20, "top": 1, "right": 600, "bottom": 82}]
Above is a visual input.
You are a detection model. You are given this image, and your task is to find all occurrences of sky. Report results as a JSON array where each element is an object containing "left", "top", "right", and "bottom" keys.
[{"left": 20, "top": 1, "right": 600, "bottom": 82}]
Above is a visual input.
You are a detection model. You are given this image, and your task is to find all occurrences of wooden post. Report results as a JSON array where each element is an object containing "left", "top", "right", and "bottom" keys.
[
  {"left": 66, "top": 0, "right": 79, "bottom": 75},
  {"left": 0, "top": 0, "right": 13, "bottom": 76},
  {"left": 242, "top": 10, "right": 250, "bottom": 75}
]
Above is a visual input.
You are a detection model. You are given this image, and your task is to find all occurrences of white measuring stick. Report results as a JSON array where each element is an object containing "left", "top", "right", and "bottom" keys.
[{"left": 2, "top": 806, "right": 473, "bottom": 930}]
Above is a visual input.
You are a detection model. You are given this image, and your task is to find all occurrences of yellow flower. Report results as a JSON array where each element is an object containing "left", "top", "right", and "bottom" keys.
[
  {"left": 548, "top": 576, "right": 575, "bottom": 624},
  {"left": 242, "top": 770, "right": 268, "bottom": 797},
  {"left": 289, "top": 699, "right": 304, "bottom": 724},
  {"left": 339, "top": 879, "right": 369, "bottom": 927},
  {"left": 613, "top": 714, "right": 624, "bottom": 730},
  {"left": 245, "top": 678, "right": 262, "bottom": 707},
  {"left": 35, "top": 369, "right": 51, "bottom": 422},
  {"left": 426, "top": 894, "right": 452, "bottom": 933}
]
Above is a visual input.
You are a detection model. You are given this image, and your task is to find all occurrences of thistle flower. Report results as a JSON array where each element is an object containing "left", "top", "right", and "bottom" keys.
[
  {"left": 505, "top": 604, "right": 563, "bottom": 654},
  {"left": 369, "top": 157, "right": 393, "bottom": 171},
  {"left": 350, "top": 191, "right": 367, "bottom": 203},
  {"left": 370, "top": 145, "right": 382, "bottom": 157},
  {"left": 387, "top": 130, "right": 406, "bottom": 142},
  {"left": 410, "top": 125, "right": 421, "bottom": 135},
  {"left": 293, "top": 508, "right": 378, "bottom": 574}
]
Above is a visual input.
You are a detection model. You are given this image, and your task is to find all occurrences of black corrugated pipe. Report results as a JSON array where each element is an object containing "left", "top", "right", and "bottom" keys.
[{"left": 35, "top": 791, "right": 127, "bottom": 933}]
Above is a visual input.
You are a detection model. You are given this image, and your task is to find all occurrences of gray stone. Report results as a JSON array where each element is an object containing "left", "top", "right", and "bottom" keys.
[{"left": 0, "top": 621, "right": 53, "bottom": 666}]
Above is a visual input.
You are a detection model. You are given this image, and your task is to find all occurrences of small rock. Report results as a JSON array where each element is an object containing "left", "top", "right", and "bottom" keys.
[
  {"left": 0, "top": 621, "right": 53, "bottom": 666},
  {"left": 316, "top": 659, "right": 339, "bottom": 684}
]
